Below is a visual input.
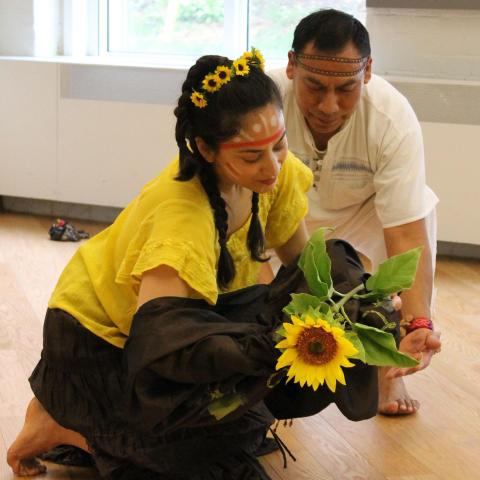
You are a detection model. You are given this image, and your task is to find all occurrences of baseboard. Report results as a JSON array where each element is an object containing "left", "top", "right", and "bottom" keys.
[
  {"left": 2, "top": 195, "right": 479, "bottom": 260},
  {"left": 437, "top": 241, "right": 480, "bottom": 260},
  {"left": 0, "top": 195, "right": 122, "bottom": 224}
]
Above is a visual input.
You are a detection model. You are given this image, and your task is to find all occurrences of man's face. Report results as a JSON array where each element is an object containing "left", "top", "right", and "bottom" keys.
[{"left": 287, "top": 41, "right": 372, "bottom": 138}]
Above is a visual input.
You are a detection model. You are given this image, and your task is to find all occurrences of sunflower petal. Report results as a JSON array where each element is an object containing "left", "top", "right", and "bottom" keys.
[
  {"left": 276, "top": 348, "right": 298, "bottom": 369},
  {"left": 335, "top": 366, "right": 346, "bottom": 385},
  {"left": 325, "top": 366, "right": 338, "bottom": 393},
  {"left": 291, "top": 315, "right": 304, "bottom": 326},
  {"left": 284, "top": 323, "right": 303, "bottom": 335},
  {"left": 275, "top": 339, "right": 291, "bottom": 349}
]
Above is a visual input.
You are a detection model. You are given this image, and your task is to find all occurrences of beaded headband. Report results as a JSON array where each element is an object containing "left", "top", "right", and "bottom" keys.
[
  {"left": 190, "top": 47, "right": 265, "bottom": 109},
  {"left": 292, "top": 51, "right": 370, "bottom": 77}
]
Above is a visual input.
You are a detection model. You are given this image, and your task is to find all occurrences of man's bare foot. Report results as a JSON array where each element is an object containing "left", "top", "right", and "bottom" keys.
[
  {"left": 7, "top": 397, "right": 89, "bottom": 476},
  {"left": 377, "top": 367, "right": 419, "bottom": 415}
]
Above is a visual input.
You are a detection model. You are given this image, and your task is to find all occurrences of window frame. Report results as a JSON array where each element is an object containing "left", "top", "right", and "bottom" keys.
[{"left": 98, "top": 0, "right": 249, "bottom": 67}]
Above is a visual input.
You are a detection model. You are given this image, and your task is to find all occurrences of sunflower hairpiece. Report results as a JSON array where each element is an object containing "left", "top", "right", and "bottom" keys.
[{"left": 190, "top": 47, "right": 265, "bottom": 108}]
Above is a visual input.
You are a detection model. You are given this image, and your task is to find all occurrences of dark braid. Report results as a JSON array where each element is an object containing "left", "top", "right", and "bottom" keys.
[
  {"left": 173, "top": 54, "right": 282, "bottom": 289},
  {"left": 247, "top": 193, "right": 269, "bottom": 263},
  {"left": 197, "top": 165, "right": 235, "bottom": 288}
]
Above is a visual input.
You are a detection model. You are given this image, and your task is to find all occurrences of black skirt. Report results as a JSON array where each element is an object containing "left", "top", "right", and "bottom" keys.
[{"left": 30, "top": 307, "right": 274, "bottom": 479}]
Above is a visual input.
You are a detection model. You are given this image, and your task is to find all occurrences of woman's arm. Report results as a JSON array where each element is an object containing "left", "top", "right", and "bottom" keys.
[
  {"left": 274, "top": 219, "right": 309, "bottom": 267},
  {"left": 137, "top": 264, "right": 192, "bottom": 309}
]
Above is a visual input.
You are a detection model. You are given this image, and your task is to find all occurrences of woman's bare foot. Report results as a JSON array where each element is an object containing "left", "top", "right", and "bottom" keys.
[
  {"left": 377, "top": 367, "right": 419, "bottom": 415},
  {"left": 7, "top": 397, "right": 89, "bottom": 476}
]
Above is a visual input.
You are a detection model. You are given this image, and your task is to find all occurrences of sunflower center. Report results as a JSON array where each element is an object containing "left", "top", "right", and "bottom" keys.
[
  {"left": 308, "top": 341, "right": 325, "bottom": 355},
  {"left": 296, "top": 327, "right": 337, "bottom": 365}
]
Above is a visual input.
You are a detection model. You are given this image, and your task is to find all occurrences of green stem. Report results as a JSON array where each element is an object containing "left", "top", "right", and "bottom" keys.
[
  {"left": 334, "top": 283, "right": 365, "bottom": 311},
  {"left": 340, "top": 305, "right": 353, "bottom": 326}
]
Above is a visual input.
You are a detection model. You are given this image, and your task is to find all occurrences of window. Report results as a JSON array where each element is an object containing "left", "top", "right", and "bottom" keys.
[
  {"left": 101, "top": 0, "right": 366, "bottom": 64},
  {"left": 248, "top": 1, "right": 366, "bottom": 62}
]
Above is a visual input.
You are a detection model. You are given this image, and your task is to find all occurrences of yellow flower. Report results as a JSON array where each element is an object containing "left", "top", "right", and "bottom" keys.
[
  {"left": 233, "top": 58, "right": 250, "bottom": 76},
  {"left": 241, "top": 51, "right": 253, "bottom": 62},
  {"left": 251, "top": 47, "right": 265, "bottom": 70},
  {"left": 275, "top": 314, "right": 358, "bottom": 392},
  {"left": 214, "top": 65, "right": 232, "bottom": 85},
  {"left": 202, "top": 73, "right": 221, "bottom": 93},
  {"left": 190, "top": 90, "right": 207, "bottom": 108}
]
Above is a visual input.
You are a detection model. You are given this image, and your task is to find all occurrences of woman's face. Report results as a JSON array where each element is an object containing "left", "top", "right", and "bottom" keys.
[{"left": 198, "top": 103, "right": 288, "bottom": 194}]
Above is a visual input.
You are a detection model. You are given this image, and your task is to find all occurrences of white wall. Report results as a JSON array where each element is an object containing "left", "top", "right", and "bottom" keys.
[
  {"left": 1, "top": 3, "right": 480, "bottom": 246},
  {"left": 422, "top": 122, "right": 480, "bottom": 245},
  {"left": 368, "top": 8, "right": 480, "bottom": 81},
  {"left": 0, "top": 60, "right": 57, "bottom": 199},
  {"left": 0, "top": 59, "right": 177, "bottom": 209},
  {"left": 0, "top": 0, "right": 35, "bottom": 55}
]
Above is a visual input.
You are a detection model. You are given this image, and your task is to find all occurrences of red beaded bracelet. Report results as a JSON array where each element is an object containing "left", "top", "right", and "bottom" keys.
[{"left": 405, "top": 316, "right": 434, "bottom": 333}]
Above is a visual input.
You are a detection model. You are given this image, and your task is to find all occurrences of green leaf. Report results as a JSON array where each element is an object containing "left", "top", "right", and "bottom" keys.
[
  {"left": 298, "top": 228, "right": 333, "bottom": 298},
  {"left": 299, "top": 249, "right": 330, "bottom": 299},
  {"left": 345, "top": 331, "right": 366, "bottom": 363},
  {"left": 352, "top": 322, "right": 419, "bottom": 367},
  {"left": 208, "top": 392, "right": 246, "bottom": 420},
  {"left": 365, "top": 247, "right": 423, "bottom": 295},
  {"left": 273, "top": 325, "right": 286, "bottom": 342},
  {"left": 307, "top": 228, "right": 333, "bottom": 293},
  {"left": 283, "top": 293, "right": 324, "bottom": 315}
]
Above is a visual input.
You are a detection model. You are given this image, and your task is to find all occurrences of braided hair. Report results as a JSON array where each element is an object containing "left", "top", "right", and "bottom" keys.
[{"left": 174, "top": 55, "right": 282, "bottom": 290}]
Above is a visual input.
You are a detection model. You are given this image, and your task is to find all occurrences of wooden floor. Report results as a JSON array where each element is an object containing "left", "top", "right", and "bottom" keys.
[{"left": 1, "top": 212, "right": 479, "bottom": 480}]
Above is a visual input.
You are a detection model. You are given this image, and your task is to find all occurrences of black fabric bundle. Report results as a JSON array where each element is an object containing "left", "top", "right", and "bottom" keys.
[{"left": 30, "top": 239, "right": 399, "bottom": 479}]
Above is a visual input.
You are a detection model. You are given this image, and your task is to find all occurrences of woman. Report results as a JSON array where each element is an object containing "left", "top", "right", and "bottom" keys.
[{"left": 7, "top": 50, "right": 313, "bottom": 479}]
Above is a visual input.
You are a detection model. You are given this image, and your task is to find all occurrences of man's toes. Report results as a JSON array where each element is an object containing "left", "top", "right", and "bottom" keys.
[
  {"left": 397, "top": 399, "right": 409, "bottom": 413},
  {"left": 18, "top": 457, "right": 47, "bottom": 476},
  {"left": 410, "top": 399, "right": 420, "bottom": 411},
  {"left": 378, "top": 400, "right": 401, "bottom": 415},
  {"left": 379, "top": 398, "right": 419, "bottom": 416},
  {"left": 7, "top": 455, "right": 46, "bottom": 476}
]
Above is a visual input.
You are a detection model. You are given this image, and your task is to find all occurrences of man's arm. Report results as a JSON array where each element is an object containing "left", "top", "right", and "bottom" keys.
[
  {"left": 383, "top": 218, "right": 441, "bottom": 377},
  {"left": 383, "top": 218, "right": 432, "bottom": 318}
]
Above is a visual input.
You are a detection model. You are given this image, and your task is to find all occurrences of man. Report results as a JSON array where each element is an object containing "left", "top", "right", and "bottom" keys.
[{"left": 269, "top": 9, "right": 441, "bottom": 415}]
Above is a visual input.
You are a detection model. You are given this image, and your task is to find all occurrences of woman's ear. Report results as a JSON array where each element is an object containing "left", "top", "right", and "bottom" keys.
[{"left": 195, "top": 137, "right": 215, "bottom": 163}]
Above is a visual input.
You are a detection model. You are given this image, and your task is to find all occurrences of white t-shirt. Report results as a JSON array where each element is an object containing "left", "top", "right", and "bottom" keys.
[{"left": 270, "top": 69, "right": 439, "bottom": 266}]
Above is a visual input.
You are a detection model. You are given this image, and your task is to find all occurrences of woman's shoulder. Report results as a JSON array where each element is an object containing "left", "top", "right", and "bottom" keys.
[
  {"left": 274, "top": 151, "right": 313, "bottom": 192},
  {"left": 140, "top": 156, "right": 207, "bottom": 202}
]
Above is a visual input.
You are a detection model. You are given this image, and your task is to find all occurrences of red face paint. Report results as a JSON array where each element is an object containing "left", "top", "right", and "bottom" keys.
[{"left": 219, "top": 127, "right": 285, "bottom": 150}]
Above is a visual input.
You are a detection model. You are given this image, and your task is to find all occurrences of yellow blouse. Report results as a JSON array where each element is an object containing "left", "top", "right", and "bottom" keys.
[{"left": 48, "top": 152, "right": 313, "bottom": 348}]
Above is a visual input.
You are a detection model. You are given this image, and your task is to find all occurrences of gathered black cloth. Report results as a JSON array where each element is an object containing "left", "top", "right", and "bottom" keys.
[{"left": 29, "top": 239, "right": 399, "bottom": 479}]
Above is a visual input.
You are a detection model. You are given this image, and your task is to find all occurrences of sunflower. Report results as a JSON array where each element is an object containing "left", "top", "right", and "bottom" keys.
[
  {"left": 275, "top": 314, "right": 358, "bottom": 392},
  {"left": 241, "top": 51, "right": 253, "bottom": 62},
  {"left": 232, "top": 58, "right": 250, "bottom": 76},
  {"left": 251, "top": 47, "right": 265, "bottom": 71},
  {"left": 202, "top": 73, "right": 222, "bottom": 93},
  {"left": 214, "top": 65, "right": 232, "bottom": 85},
  {"left": 190, "top": 90, "right": 207, "bottom": 108}
]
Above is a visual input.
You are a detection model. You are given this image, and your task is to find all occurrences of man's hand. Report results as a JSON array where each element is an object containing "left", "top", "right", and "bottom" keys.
[{"left": 387, "top": 328, "right": 442, "bottom": 379}]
